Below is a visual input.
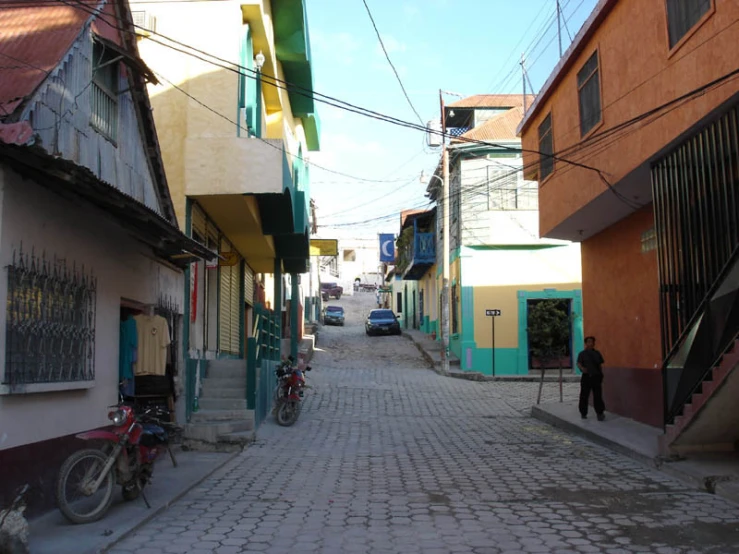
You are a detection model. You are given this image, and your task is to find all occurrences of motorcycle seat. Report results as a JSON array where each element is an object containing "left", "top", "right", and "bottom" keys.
[{"left": 140, "top": 423, "right": 168, "bottom": 446}]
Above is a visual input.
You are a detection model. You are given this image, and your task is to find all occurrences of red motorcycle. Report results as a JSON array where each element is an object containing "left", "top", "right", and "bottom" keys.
[
  {"left": 56, "top": 404, "right": 179, "bottom": 524},
  {"left": 273, "top": 356, "right": 311, "bottom": 426}
]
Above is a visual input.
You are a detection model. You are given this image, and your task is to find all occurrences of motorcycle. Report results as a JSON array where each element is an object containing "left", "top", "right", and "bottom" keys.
[
  {"left": 56, "top": 404, "right": 180, "bottom": 524},
  {"left": 273, "top": 356, "right": 311, "bottom": 427}
]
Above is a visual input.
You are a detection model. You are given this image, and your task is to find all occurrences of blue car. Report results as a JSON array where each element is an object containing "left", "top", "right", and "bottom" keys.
[
  {"left": 324, "top": 305, "right": 345, "bottom": 326},
  {"left": 365, "top": 309, "right": 401, "bottom": 336}
]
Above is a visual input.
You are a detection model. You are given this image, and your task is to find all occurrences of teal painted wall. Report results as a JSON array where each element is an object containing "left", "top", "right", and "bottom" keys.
[
  {"left": 469, "top": 347, "right": 520, "bottom": 376},
  {"left": 458, "top": 290, "right": 583, "bottom": 376}
]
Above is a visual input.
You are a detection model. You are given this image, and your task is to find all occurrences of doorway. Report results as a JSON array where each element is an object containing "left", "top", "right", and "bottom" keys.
[{"left": 526, "top": 298, "right": 573, "bottom": 370}]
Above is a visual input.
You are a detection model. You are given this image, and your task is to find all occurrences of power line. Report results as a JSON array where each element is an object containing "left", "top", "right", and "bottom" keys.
[
  {"left": 485, "top": 3, "right": 556, "bottom": 92},
  {"left": 36, "top": 0, "right": 739, "bottom": 216},
  {"left": 51, "top": 0, "right": 626, "bottom": 184},
  {"left": 361, "top": 0, "right": 424, "bottom": 125},
  {"left": 325, "top": 66, "right": 739, "bottom": 228}
]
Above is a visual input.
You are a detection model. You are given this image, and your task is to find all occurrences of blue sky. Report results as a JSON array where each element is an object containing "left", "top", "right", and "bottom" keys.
[{"left": 305, "top": 0, "right": 600, "bottom": 238}]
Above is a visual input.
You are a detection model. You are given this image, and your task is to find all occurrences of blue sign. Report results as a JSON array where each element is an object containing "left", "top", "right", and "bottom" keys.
[{"left": 379, "top": 234, "right": 395, "bottom": 262}]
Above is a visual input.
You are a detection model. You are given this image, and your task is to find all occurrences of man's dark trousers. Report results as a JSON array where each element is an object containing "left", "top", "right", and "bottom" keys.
[{"left": 579, "top": 373, "right": 605, "bottom": 417}]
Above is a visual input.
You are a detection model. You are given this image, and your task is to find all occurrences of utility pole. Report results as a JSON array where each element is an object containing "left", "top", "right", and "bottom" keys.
[
  {"left": 522, "top": 53, "right": 528, "bottom": 113},
  {"left": 439, "top": 90, "right": 450, "bottom": 375},
  {"left": 556, "top": 0, "right": 563, "bottom": 57}
]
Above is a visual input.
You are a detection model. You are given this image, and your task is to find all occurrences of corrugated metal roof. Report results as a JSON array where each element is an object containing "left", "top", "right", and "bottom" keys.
[
  {"left": 448, "top": 94, "right": 536, "bottom": 109},
  {"left": 0, "top": 0, "right": 120, "bottom": 117},
  {"left": 456, "top": 106, "right": 524, "bottom": 143}
]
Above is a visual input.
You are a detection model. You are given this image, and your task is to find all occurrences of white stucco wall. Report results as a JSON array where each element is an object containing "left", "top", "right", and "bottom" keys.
[{"left": 0, "top": 166, "right": 184, "bottom": 451}]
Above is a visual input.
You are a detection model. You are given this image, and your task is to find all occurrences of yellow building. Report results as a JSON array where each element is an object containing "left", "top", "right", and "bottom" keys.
[
  {"left": 420, "top": 95, "right": 583, "bottom": 376},
  {"left": 134, "top": 0, "right": 319, "bottom": 433}
]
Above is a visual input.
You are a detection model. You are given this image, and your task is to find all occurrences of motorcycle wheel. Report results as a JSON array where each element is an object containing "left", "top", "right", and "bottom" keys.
[
  {"left": 276, "top": 400, "right": 301, "bottom": 426},
  {"left": 56, "top": 448, "right": 115, "bottom": 524}
]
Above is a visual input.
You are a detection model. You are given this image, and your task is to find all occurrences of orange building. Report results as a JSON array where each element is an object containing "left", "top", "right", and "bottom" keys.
[{"left": 519, "top": 0, "right": 739, "bottom": 444}]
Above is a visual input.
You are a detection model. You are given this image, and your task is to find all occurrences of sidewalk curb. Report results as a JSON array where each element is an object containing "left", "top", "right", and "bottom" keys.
[
  {"left": 402, "top": 332, "right": 449, "bottom": 376},
  {"left": 102, "top": 449, "right": 241, "bottom": 553},
  {"left": 531, "top": 406, "right": 739, "bottom": 506},
  {"left": 531, "top": 405, "right": 654, "bottom": 467},
  {"left": 404, "top": 332, "right": 580, "bottom": 383}
]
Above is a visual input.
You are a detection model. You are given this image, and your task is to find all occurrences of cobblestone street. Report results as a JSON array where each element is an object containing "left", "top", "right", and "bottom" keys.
[{"left": 111, "top": 293, "right": 739, "bottom": 554}]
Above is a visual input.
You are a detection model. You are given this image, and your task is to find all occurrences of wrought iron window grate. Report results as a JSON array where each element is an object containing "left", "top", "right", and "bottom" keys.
[{"left": 4, "top": 247, "right": 97, "bottom": 386}]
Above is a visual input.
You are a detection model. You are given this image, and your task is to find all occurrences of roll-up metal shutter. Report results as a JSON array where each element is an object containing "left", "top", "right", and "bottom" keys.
[
  {"left": 219, "top": 257, "right": 233, "bottom": 353},
  {"left": 218, "top": 238, "right": 243, "bottom": 355},
  {"left": 191, "top": 203, "right": 207, "bottom": 238},
  {"left": 244, "top": 264, "right": 255, "bottom": 306},
  {"left": 229, "top": 263, "right": 241, "bottom": 352}
]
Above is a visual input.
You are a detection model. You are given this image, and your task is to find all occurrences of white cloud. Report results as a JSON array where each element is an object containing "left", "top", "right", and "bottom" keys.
[
  {"left": 311, "top": 31, "right": 360, "bottom": 65},
  {"left": 370, "top": 61, "right": 408, "bottom": 78},
  {"left": 403, "top": 4, "right": 419, "bottom": 17},
  {"left": 375, "top": 35, "right": 407, "bottom": 56}
]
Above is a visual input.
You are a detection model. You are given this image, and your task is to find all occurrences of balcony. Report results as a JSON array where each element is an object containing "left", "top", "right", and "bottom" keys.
[
  {"left": 398, "top": 231, "right": 435, "bottom": 281},
  {"left": 183, "top": 136, "right": 309, "bottom": 272}
]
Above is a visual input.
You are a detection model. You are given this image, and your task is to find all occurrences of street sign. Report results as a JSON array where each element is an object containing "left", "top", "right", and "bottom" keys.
[{"left": 485, "top": 309, "right": 501, "bottom": 376}]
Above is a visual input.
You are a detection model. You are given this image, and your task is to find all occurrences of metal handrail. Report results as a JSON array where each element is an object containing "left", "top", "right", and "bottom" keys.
[
  {"left": 662, "top": 244, "right": 739, "bottom": 369},
  {"left": 663, "top": 242, "right": 739, "bottom": 425}
]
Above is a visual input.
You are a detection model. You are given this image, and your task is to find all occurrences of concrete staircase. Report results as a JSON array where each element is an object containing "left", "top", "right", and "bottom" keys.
[
  {"left": 183, "top": 359, "right": 255, "bottom": 452},
  {"left": 660, "top": 339, "right": 739, "bottom": 455}
]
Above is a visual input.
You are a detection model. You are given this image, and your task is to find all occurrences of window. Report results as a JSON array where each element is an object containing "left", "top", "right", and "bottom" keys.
[
  {"left": 666, "top": 0, "right": 711, "bottom": 48},
  {"left": 487, "top": 167, "right": 538, "bottom": 210},
  {"left": 641, "top": 227, "right": 657, "bottom": 253},
  {"left": 451, "top": 284, "right": 458, "bottom": 335},
  {"left": 397, "top": 292, "right": 402, "bottom": 313},
  {"left": 343, "top": 249, "right": 356, "bottom": 262},
  {"left": 238, "top": 25, "right": 256, "bottom": 136},
  {"left": 91, "top": 39, "right": 119, "bottom": 141},
  {"left": 538, "top": 113, "right": 554, "bottom": 179},
  {"left": 577, "top": 51, "right": 602, "bottom": 137},
  {"left": 4, "top": 248, "right": 96, "bottom": 386}
]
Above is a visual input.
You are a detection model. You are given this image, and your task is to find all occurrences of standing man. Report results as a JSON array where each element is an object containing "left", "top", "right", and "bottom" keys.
[{"left": 577, "top": 336, "right": 606, "bottom": 421}]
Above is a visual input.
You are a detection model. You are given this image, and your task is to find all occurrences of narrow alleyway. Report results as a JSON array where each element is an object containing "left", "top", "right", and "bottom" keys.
[{"left": 111, "top": 293, "right": 739, "bottom": 554}]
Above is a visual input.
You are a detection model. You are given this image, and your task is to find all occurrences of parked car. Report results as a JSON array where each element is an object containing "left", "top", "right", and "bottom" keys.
[
  {"left": 324, "top": 305, "right": 345, "bottom": 326},
  {"left": 321, "top": 282, "right": 343, "bottom": 300},
  {"left": 365, "top": 309, "right": 401, "bottom": 336}
]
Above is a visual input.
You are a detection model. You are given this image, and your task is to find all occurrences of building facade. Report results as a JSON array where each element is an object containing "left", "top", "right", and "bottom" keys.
[
  {"left": 518, "top": 0, "right": 739, "bottom": 443},
  {"left": 0, "top": 0, "right": 210, "bottom": 514},
  {"left": 423, "top": 95, "right": 582, "bottom": 376},
  {"left": 135, "top": 0, "right": 320, "bottom": 439}
]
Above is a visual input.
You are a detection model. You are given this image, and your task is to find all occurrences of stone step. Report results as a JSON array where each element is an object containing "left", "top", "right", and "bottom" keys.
[
  {"left": 200, "top": 386, "right": 246, "bottom": 399},
  {"left": 206, "top": 359, "right": 246, "bottom": 379},
  {"left": 217, "top": 430, "right": 256, "bottom": 447},
  {"left": 184, "top": 419, "right": 253, "bottom": 443},
  {"left": 199, "top": 398, "right": 247, "bottom": 411},
  {"left": 190, "top": 409, "right": 252, "bottom": 423},
  {"left": 202, "top": 377, "right": 245, "bottom": 390}
]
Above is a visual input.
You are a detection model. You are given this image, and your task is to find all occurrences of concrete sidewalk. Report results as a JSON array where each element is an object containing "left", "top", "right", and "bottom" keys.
[
  {"left": 533, "top": 402, "right": 739, "bottom": 505},
  {"left": 403, "top": 328, "right": 580, "bottom": 382},
  {"left": 28, "top": 449, "right": 238, "bottom": 554}
]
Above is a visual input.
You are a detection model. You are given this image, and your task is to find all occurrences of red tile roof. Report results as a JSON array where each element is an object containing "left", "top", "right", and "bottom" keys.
[
  {"left": 455, "top": 106, "right": 524, "bottom": 143},
  {"left": 0, "top": 0, "right": 122, "bottom": 117},
  {"left": 448, "top": 94, "right": 535, "bottom": 110},
  {"left": 0, "top": 121, "right": 33, "bottom": 146}
]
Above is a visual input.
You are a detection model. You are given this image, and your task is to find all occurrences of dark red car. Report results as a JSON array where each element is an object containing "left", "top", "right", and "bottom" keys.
[{"left": 321, "top": 282, "right": 343, "bottom": 300}]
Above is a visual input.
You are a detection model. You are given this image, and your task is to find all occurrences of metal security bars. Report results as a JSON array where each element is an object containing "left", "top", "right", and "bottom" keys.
[
  {"left": 91, "top": 40, "right": 119, "bottom": 142},
  {"left": 156, "top": 295, "right": 181, "bottom": 379},
  {"left": 652, "top": 103, "right": 739, "bottom": 358},
  {"left": 4, "top": 247, "right": 97, "bottom": 386}
]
